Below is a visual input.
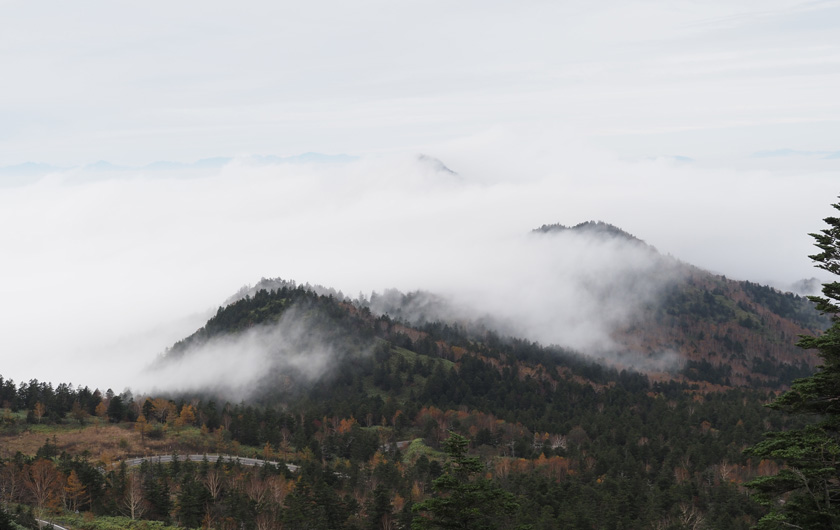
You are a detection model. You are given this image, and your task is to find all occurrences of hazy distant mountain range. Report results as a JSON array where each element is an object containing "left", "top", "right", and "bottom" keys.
[
  {"left": 0, "top": 152, "right": 357, "bottom": 180},
  {"left": 752, "top": 148, "right": 840, "bottom": 159}
]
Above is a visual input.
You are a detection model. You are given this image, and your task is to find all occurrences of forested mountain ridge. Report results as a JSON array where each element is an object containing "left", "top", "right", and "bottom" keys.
[
  {"left": 158, "top": 218, "right": 827, "bottom": 397},
  {"left": 0, "top": 285, "right": 820, "bottom": 528},
  {"left": 533, "top": 220, "right": 646, "bottom": 243},
  {"left": 158, "top": 261, "right": 823, "bottom": 406},
  {"left": 612, "top": 269, "right": 823, "bottom": 389},
  {"left": 531, "top": 221, "right": 825, "bottom": 389},
  {"left": 127, "top": 275, "right": 812, "bottom": 528},
  {"left": 0, "top": 222, "right": 829, "bottom": 529}
]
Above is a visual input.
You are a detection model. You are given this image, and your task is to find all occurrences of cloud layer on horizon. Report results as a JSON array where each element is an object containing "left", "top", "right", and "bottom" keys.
[{"left": 0, "top": 138, "right": 835, "bottom": 392}]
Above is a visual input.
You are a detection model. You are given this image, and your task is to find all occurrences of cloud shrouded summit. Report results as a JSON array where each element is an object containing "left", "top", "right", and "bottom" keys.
[{"left": 0, "top": 142, "right": 834, "bottom": 392}]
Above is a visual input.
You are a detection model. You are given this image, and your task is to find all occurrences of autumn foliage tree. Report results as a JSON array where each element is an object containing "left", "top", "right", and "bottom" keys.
[
  {"left": 33, "top": 402, "right": 46, "bottom": 424},
  {"left": 64, "top": 469, "right": 87, "bottom": 512},
  {"left": 70, "top": 400, "right": 88, "bottom": 425},
  {"left": 174, "top": 404, "right": 196, "bottom": 428},
  {"left": 135, "top": 414, "right": 150, "bottom": 444},
  {"left": 23, "top": 459, "right": 61, "bottom": 516},
  {"left": 95, "top": 401, "right": 108, "bottom": 420}
]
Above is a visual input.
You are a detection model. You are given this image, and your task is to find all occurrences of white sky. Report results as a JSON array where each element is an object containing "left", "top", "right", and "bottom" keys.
[{"left": 1, "top": 0, "right": 839, "bottom": 391}]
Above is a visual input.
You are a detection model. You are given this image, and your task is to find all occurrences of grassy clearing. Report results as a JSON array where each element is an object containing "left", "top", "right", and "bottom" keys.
[
  {"left": 0, "top": 420, "right": 227, "bottom": 464},
  {"left": 391, "top": 346, "right": 455, "bottom": 370},
  {"left": 401, "top": 438, "right": 442, "bottom": 464}
]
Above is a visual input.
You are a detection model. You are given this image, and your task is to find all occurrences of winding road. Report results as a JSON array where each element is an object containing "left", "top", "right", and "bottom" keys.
[
  {"left": 36, "top": 519, "right": 70, "bottom": 530},
  {"left": 122, "top": 453, "right": 299, "bottom": 473}
]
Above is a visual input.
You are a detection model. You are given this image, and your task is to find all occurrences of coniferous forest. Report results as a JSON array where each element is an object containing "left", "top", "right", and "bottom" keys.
[{"left": 1, "top": 216, "right": 838, "bottom": 529}]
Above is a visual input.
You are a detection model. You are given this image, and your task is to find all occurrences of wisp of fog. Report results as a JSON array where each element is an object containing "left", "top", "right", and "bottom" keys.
[{"left": 135, "top": 304, "right": 349, "bottom": 401}]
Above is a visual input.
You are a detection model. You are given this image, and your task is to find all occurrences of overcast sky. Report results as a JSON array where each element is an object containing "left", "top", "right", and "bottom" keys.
[{"left": 1, "top": 1, "right": 839, "bottom": 391}]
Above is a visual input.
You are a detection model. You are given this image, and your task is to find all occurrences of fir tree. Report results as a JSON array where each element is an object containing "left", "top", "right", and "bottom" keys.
[
  {"left": 747, "top": 199, "right": 840, "bottom": 528},
  {"left": 412, "top": 432, "right": 518, "bottom": 530}
]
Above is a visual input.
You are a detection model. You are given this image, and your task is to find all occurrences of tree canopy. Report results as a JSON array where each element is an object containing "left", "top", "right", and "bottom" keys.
[
  {"left": 746, "top": 199, "right": 840, "bottom": 528},
  {"left": 412, "top": 432, "right": 519, "bottom": 530}
]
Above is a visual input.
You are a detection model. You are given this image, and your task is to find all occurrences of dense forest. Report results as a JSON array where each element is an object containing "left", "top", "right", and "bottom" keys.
[{"left": 0, "top": 269, "right": 827, "bottom": 528}]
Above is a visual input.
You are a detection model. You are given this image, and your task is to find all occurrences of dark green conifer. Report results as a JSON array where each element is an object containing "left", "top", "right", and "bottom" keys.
[
  {"left": 411, "top": 432, "right": 518, "bottom": 529},
  {"left": 746, "top": 199, "right": 840, "bottom": 528}
]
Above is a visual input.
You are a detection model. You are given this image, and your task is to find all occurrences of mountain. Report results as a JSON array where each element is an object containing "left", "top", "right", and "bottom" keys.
[
  {"left": 136, "top": 247, "right": 820, "bottom": 527},
  {"left": 1, "top": 222, "right": 827, "bottom": 529},
  {"left": 154, "top": 222, "right": 828, "bottom": 400},
  {"left": 0, "top": 162, "right": 66, "bottom": 187},
  {"left": 159, "top": 222, "right": 825, "bottom": 396},
  {"left": 615, "top": 269, "right": 823, "bottom": 387},
  {"left": 532, "top": 222, "right": 823, "bottom": 386},
  {"left": 533, "top": 220, "right": 644, "bottom": 243},
  {"left": 0, "top": 153, "right": 358, "bottom": 181},
  {"left": 0, "top": 161, "right": 65, "bottom": 176},
  {"left": 416, "top": 154, "right": 457, "bottom": 174}
]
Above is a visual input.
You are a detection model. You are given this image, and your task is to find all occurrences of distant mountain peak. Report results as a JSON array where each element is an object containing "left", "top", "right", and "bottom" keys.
[
  {"left": 417, "top": 154, "right": 457, "bottom": 174},
  {"left": 533, "top": 221, "right": 643, "bottom": 243}
]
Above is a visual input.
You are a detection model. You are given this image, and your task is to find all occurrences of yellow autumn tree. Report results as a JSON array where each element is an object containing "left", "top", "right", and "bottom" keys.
[
  {"left": 33, "top": 402, "right": 46, "bottom": 424},
  {"left": 134, "top": 414, "right": 150, "bottom": 444},
  {"left": 64, "top": 469, "right": 87, "bottom": 512},
  {"left": 174, "top": 404, "right": 196, "bottom": 428},
  {"left": 337, "top": 417, "right": 357, "bottom": 434},
  {"left": 70, "top": 400, "right": 88, "bottom": 425}
]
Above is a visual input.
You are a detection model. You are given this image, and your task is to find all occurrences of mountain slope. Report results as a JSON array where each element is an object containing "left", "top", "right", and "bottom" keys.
[
  {"left": 137, "top": 271, "right": 817, "bottom": 528},
  {"left": 615, "top": 269, "right": 823, "bottom": 387},
  {"left": 529, "top": 221, "right": 825, "bottom": 388},
  {"left": 4, "top": 222, "right": 827, "bottom": 529},
  {"left": 157, "top": 218, "right": 827, "bottom": 396}
]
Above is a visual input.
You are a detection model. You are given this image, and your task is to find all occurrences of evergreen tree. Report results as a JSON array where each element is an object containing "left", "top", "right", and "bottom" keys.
[
  {"left": 0, "top": 506, "right": 16, "bottom": 530},
  {"left": 176, "top": 473, "right": 210, "bottom": 528},
  {"left": 143, "top": 471, "right": 173, "bottom": 524},
  {"left": 746, "top": 199, "right": 840, "bottom": 528},
  {"left": 284, "top": 481, "right": 331, "bottom": 529},
  {"left": 412, "top": 432, "right": 518, "bottom": 530},
  {"left": 366, "top": 485, "right": 393, "bottom": 530}
]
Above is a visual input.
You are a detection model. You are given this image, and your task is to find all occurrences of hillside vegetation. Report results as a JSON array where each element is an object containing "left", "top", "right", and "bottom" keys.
[
  {"left": 1, "top": 221, "right": 829, "bottom": 529},
  {"left": 1, "top": 266, "right": 825, "bottom": 529}
]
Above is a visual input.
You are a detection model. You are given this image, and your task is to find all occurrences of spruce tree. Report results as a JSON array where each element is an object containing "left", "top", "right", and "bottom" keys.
[
  {"left": 746, "top": 199, "right": 840, "bottom": 528},
  {"left": 412, "top": 432, "right": 518, "bottom": 530}
]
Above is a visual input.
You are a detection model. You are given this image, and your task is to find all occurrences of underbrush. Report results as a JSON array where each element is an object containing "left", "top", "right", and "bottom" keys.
[{"left": 54, "top": 514, "right": 183, "bottom": 530}]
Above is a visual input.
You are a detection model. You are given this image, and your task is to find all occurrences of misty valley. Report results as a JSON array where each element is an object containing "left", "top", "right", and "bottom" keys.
[{"left": 0, "top": 220, "right": 837, "bottom": 530}]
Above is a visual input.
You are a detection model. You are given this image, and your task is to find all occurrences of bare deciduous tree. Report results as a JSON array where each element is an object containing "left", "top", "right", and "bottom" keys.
[
  {"left": 204, "top": 468, "right": 224, "bottom": 501},
  {"left": 678, "top": 502, "right": 704, "bottom": 530},
  {"left": 122, "top": 471, "right": 147, "bottom": 520},
  {"left": 245, "top": 473, "right": 268, "bottom": 507}
]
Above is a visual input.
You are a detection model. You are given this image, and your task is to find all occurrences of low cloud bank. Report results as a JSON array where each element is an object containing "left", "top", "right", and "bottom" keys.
[
  {"left": 0, "top": 136, "right": 835, "bottom": 391},
  {"left": 368, "top": 227, "right": 685, "bottom": 356}
]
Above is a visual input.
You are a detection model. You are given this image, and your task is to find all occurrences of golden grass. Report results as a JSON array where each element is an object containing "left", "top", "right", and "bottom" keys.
[{"left": 0, "top": 420, "right": 216, "bottom": 465}]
